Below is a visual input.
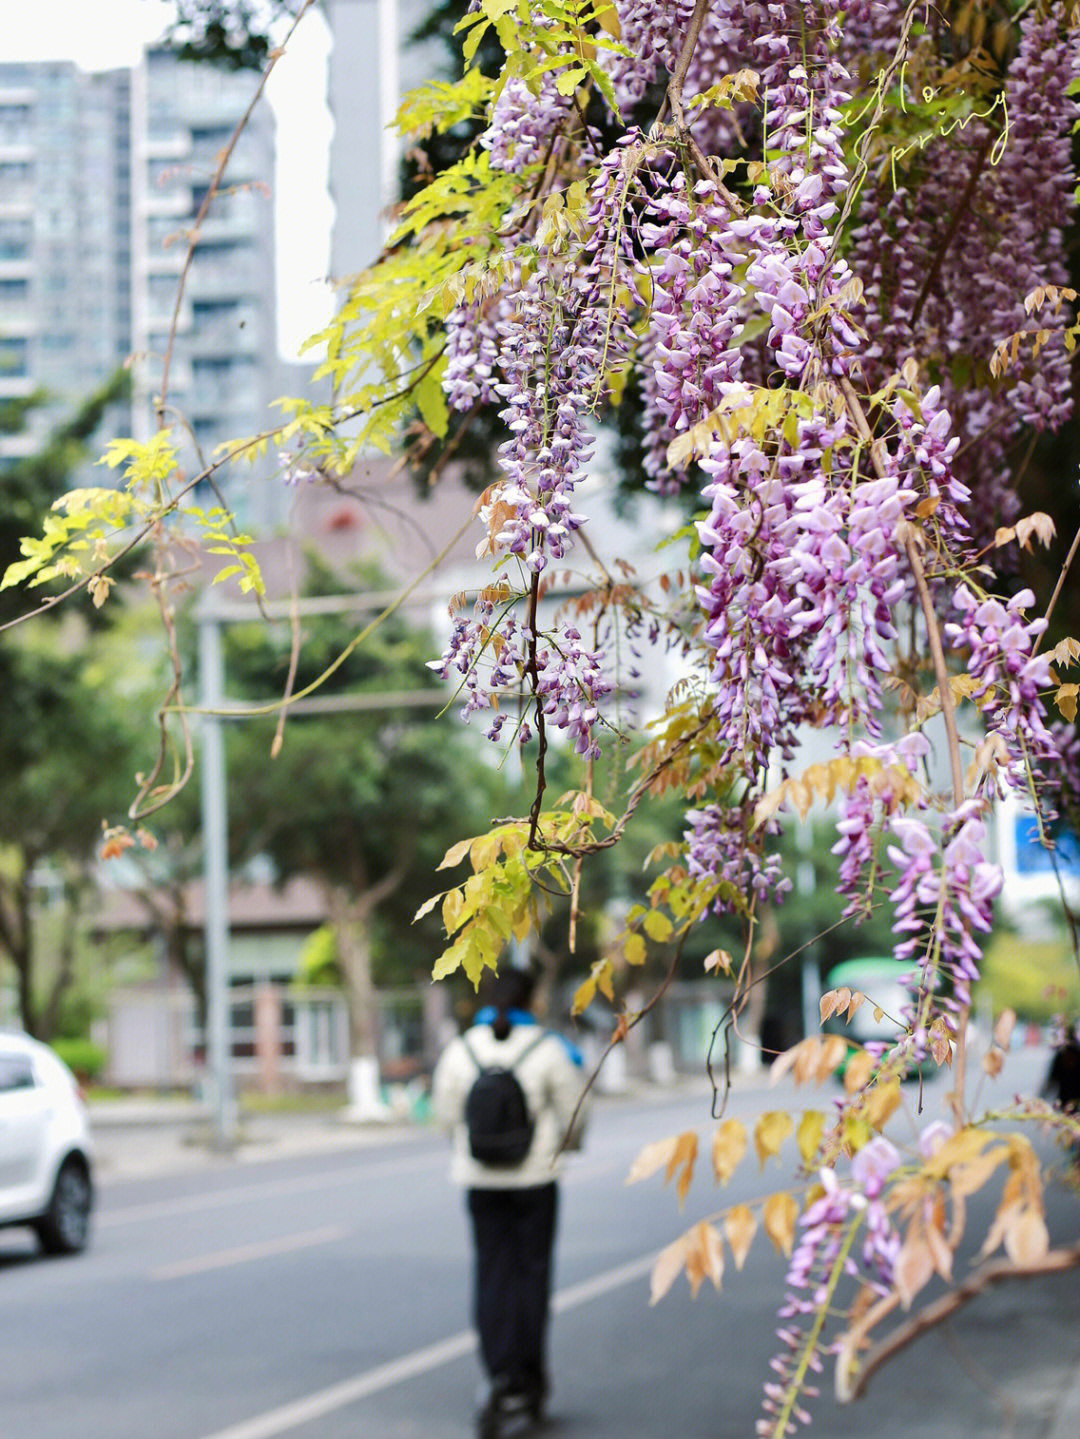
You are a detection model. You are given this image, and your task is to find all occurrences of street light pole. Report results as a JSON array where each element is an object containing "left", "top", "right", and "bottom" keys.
[{"left": 198, "top": 604, "right": 238, "bottom": 1150}]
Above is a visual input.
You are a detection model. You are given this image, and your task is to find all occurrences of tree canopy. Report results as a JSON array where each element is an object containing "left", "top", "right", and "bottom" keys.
[{"left": 5, "top": 1, "right": 1080, "bottom": 1433}]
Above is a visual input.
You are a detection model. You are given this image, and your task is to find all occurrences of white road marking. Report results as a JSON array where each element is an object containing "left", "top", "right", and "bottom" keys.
[
  {"left": 99, "top": 1151, "right": 440, "bottom": 1227},
  {"left": 149, "top": 1225, "right": 348, "bottom": 1280},
  {"left": 196, "top": 1251, "right": 655, "bottom": 1439}
]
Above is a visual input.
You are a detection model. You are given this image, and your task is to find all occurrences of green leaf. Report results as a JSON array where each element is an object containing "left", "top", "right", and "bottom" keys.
[{"left": 555, "top": 66, "right": 587, "bottom": 96}]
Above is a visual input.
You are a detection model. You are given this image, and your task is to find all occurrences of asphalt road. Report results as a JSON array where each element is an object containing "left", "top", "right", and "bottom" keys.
[{"left": 1, "top": 1048, "right": 1078, "bottom": 1439}]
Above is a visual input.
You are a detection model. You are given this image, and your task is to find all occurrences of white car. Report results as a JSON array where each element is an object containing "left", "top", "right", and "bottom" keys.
[{"left": 0, "top": 1031, "right": 94, "bottom": 1255}]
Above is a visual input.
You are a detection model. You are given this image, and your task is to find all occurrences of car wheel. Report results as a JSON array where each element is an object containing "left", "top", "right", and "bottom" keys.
[{"left": 35, "top": 1157, "right": 92, "bottom": 1255}]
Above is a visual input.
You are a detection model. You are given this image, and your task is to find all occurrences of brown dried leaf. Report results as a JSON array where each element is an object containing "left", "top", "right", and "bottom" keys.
[
  {"left": 820, "top": 989, "right": 842, "bottom": 1024},
  {"left": 992, "top": 1008, "right": 1017, "bottom": 1050},
  {"left": 649, "top": 1235, "right": 688, "bottom": 1305},
  {"left": 864, "top": 1080, "right": 902, "bottom": 1132},
  {"left": 1004, "top": 1207, "right": 1050, "bottom": 1267},
  {"left": 794, "top": 1038, "right": 822, "bottom": 1085},
  {"left": 627, "top": 1135, "right": 679, "bottom": 1185},
  {"left": 926, "top": 1219, "right": 954, "bottom": 1281},
  {"left": 948, "top": 1146, "right": 1009, "bottom": 1200},
  {"left": 844, "top": 1049, "right": 876, "bottom": 1094},
  {"left": 817, "top": 1035, "right": 850, "bottom": 1082},
  {"left": 770, "top": 1039, "right": 809, "bottom": 1085},
  {"left": 685, "top": 1221, "right": 724, "bottom": 1297},
  {"left": 895, "top": 1231, "right": 935, "bottom": 1309},
  {"left": 982, "top": 1049, "right": 1005, "bottom": 1077},
  {"left": 704, "top": 948, "right": 732, "bottom": 975},
  {"left": 1015, "top": 512, "right": 1056, "bottom": 550},
  {"left": 929, "top": 1019, "right": 953, "bottom": 1067},
  {"left": 725, "top": 1204, "right": 757, "bottom": 1270},
  {"left": 981, "top": 1199, "right": 1022, "bottom": 1259}
]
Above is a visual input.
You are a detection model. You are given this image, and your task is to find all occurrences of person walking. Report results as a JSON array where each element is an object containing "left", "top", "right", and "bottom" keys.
[
  {"left": 431, "top": 965, "right": 587, "bottom": 1438},
  {"left": 1046, "top": 1024, "right": 1080, "bottom": 1112}
]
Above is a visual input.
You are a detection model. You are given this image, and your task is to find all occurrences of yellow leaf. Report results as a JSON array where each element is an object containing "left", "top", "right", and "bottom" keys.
[
  {"left": 763, "top": 1192, "right": 799, "bottom": 1257},
  {"left": 623, "top": 932, "right": 647, "bottom": 965},
  {"left": 713, "top": 1119, "right": 747, "bottom": 1185},
  {"left": 442, "top": 887, "right": 465, "bottom": 933},
  {"left": 572, "top": 975, "right": 597, "bottom": 1016},
  {"left": 724, "top": 1204, "right": 757, "bottom": 1270},
  {"left": 797, "top": 1110, "right": 827, "bottom": 1166},
  {"left": 755, "top": 1111, "right": 795, "bottom": 1168},
  {"left": 643, "top": 910, "right": 674, "bottom": 943},
  {"left": 438, "top": 837, "right": 474, "bottom": 871},
  {"left": 666, "top": 1131, "right": 699, "bottom": 1207},
  {"left": 1056, "top": 683, "right": 1078, "bottom": 723},
  {"left": 413, "top": 892, "right": 441, "bottom": 922},
  {"left": 864, "top": 1080, "right": 902, "bottom": 1132}
]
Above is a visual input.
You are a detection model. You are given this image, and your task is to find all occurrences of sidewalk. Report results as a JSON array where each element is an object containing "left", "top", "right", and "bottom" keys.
[
  {"left": 86, "top": 1070, "right": 724, "bottom": 1184},
  {"left": 87, "top": 1096, "right": 425, "bottom": 1183}
]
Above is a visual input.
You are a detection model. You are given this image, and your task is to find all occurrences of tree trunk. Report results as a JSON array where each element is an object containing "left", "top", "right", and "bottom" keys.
[
  {"left": 330, "top": 888, "right": 380, "bottom": 1060},
  {"left": 0, "top": 861, "right": 39, "bottom": 1036}
]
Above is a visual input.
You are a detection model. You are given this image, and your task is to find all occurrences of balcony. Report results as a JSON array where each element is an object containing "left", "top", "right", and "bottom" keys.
[
  {"left": 187, "top": 315, "right": 260, "bottom": 356},
  {"left": 0, "top": 374, "right": 36, "bottom": 397}
]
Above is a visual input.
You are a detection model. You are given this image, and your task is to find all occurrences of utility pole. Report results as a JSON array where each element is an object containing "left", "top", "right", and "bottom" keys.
[{"left": 198, "top": 601, "right": 238, "bottom": 1151}]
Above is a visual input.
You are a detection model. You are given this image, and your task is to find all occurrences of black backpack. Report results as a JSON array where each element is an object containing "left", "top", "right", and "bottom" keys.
[{"left": 462, "top": 1030, "right": 547, "bottom": 1166}]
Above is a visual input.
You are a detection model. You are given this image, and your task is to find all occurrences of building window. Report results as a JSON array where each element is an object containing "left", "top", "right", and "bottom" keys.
[
  {"left": 0, "top": 277, "right": 29, "bottom": 305},
  {"left": 0, "top": 336, "right": 29, "bottom": 377},
  {"left": 0, "top": 218, "right": 31, "bottom": 261}
]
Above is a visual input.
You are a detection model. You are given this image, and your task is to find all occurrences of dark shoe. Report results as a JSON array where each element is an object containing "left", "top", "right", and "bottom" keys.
[{"left": 476, "top": 1391, "right": 501, "bottom": 1439}]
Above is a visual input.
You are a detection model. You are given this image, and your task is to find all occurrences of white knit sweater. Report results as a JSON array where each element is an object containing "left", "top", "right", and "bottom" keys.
[{"left": 431, "top": 1022, "right": 587, "bottom": 1188}]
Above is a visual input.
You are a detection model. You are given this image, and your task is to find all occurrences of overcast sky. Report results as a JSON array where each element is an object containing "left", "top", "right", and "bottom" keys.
[{"left": 5, "top": 0, "right": 335, "bottom": 360}]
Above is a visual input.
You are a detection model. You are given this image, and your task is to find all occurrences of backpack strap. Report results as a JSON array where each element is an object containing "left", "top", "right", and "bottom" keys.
[{"left": 462, "top": 1026, "right": 548, "bottom": 1074}]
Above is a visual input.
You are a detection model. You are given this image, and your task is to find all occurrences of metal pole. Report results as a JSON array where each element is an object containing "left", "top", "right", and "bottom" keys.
[{"left": 199, "top": 607, "right": 238, "bottom": 1150}]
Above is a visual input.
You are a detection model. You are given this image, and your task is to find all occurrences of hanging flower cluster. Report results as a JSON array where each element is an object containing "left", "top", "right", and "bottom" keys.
[
  {"left": 422, "top": 0, "right": 1078, "bottom": 973},
  {"left": 888, "top": 803, "right": 1004, "bottom": 1028},
  {"left": 945, "top": 585, "right": 1056, "bottom": 794},
  {"left": 765, "top": 1137, "right": 902, "bottom": 1436}
]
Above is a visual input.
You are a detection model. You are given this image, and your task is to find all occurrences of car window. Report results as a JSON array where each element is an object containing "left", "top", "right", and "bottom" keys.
[{"left": 0, "top": 1052, "right": 38, "bottom": 1092}]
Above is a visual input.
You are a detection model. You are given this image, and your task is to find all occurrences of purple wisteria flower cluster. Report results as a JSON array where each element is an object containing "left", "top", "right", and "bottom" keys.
[
  {"left": 765, "top": 1137, "right": 902, "bottom": 1437},
  {"left": 431, "top": 143, "right": 648, "bottom": 758},
  {"left": 848, "top": 1, "right": 1080, "bottom": 538},
  {"left": 428, "top": 0, "right": 1079, "bottom": 960},
  {"left": 888, "top": 805, "right": 1004, "bottom": 1031},
  {"left": 946, "top": 585, "right": 1056, "bottom": 795}
]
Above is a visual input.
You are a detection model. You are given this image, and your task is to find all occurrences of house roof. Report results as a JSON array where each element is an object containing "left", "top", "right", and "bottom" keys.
[{"left": 92, "top": 875, "right": 329, "bottom": 935}]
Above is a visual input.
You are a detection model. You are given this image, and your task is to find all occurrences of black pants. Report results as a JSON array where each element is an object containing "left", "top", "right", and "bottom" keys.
[{"left": 467, "top": 1183, "right": 558, "bottom": 1397}]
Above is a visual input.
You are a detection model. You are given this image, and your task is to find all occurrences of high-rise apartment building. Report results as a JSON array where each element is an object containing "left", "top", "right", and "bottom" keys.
[{"left": 0, "top": 49, "right": 283, "bottom": 528}]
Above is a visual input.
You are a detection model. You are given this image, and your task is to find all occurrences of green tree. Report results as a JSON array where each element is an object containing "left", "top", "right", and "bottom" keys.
[
  {"left": 0, "top": 374, "right": 135, "bottom": 1037},
  {"left": 219, "top": 560, "right": 511, "bottom": 1060}
]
